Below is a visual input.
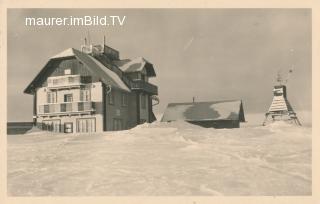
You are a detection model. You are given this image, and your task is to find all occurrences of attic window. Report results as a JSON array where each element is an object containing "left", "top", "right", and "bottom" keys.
[{"left": 64, "top": 69, "right": 71, "bottom": 75}]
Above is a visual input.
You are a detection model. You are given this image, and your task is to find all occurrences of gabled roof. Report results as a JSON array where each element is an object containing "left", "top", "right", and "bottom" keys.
[
  {"left": 51, "top": 48, "right": 75, "bottom": 59},
  {"left": 161, "top": 100, "right": 245, "bottom": 122},
  {"left": 113, "top": 57, "right": 156, "bottom": 77},
  {"left": 24, "top": 48, "right": 130, "bottom": 94}
]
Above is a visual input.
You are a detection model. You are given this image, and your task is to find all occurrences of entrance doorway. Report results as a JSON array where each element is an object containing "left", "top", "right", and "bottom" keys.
[
  {"left": 76, "top": 118, "right": 96, "bottom": 133},
  {"left": 64, "top": 122, "right": 73, "bottom": 133}
]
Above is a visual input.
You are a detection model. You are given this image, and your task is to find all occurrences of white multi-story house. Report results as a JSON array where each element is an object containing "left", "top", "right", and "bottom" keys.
[{"left": 24, "top": 41, "right": 158, "bottom": 133}]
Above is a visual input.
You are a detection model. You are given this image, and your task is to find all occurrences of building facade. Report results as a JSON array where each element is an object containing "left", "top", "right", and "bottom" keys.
[{"left": 24, "top": 43, "right": 158, "bottom": 133}]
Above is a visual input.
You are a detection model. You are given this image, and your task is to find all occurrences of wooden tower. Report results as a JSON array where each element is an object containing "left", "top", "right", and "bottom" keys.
[{"left": 262, "top": 72, "right": 301, "bottom": 126}]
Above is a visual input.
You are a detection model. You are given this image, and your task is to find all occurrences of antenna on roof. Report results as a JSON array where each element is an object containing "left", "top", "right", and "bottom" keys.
[
  {"left": 276, "top": 48, "right": 295, "bottom": 85},
  {"left": 193, "top": 97, "right": 195, "bottom": 103},
  {"left": 81, "top": 32, "right": 92, "bottom": 53},
  {"left": 276, "top": 70, "right": 283, "bottom": 85},
  {"left": 87, "top": 30, "right": 91, "bottom": 45},
  {"left": 286, "top": 48, "right": 295, "bottom": 84},
  {"left": 103, "top": 35, "right": 106, "bottom": 45}
]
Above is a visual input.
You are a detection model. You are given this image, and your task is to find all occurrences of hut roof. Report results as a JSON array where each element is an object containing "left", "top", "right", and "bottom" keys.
[{"left": 161, "top": 100, "right": 245, "bottom": 122}]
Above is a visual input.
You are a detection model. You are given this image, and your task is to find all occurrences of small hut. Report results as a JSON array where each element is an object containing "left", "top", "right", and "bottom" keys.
[{"left": 161, "top": 100, "right": 245, "bottom": 128}]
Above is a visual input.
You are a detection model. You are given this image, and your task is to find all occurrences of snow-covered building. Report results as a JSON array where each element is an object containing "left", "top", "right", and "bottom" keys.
[
  {"left": 161, "top": 100, "right": 245, "bottom": 128},
  {"left": 263, "top": 85, "right": 301, "bottom": 125},
  {"left": 24, "top": 42, "right": 158, "bottom": 133}
]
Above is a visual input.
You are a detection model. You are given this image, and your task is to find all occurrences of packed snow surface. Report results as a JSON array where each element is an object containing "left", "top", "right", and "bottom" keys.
[{"left": 7, "top": 121, "right": 311, "bottom": 196}]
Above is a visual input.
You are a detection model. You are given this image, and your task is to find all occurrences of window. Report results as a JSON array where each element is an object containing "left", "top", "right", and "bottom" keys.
[
  {"left": 47, "top": 92, "right": 57, "bottom": 103},
  {"left": 80, "top": 89, "right": 90, "bottom": 101},
  {"left": 77, "top": 118, "right": 96, "bottom": 133},
  {"left": 140, "top": 93, "right": 146, "bottom": 109},
  {"left": 64, "top": 94, "right": 73, "bottom": 102},
  {"left": 52, "top": 79, "right": 58, "bottom": 85},
  {"left": 137, "top": 73, "right": 142, "bottom": 80},
  {"left": 44, "top": 105, "right": 50, "bottom": 113},
  {"left": 64, "top": 69, "right": 71, "bottom": 75},
  {"left": 60, "top": 103, "right": 72, "bottom": 112},
  {"left": 108, "top": 90, "right": 114, "bottom": 105},
  {"left": 130, "top": 72, "right": 141, "bottom": 80},
  {"left": 60, "top": 104, "right": 66, "bottom": 112},
  {"left": 141, "top": 74, "right": 146, "bottom": 81},
  {"left": 66, "top": 103, "right": 72, "bottom": 111},
  {"left": 113, "top": 118, "right": 123, "bottom": 131},
  {"left": 42, "top": 120, "right": 61, "bottom": 132},
  {"left": 64, "top": 122, "right": 73, "bottom": 133},
  {"left": 68, "top": 76, "right": 75, "bottom": 83},
  {"left": 122, "top": 93, "right": 128, "bottom": 106},
  {"left": 78, "top": 102, "right": 84, "bottom": 111}
]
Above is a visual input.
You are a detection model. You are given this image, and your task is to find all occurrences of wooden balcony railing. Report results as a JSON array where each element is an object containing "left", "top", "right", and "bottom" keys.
[
  {"left": 130, "top": 80, "right": 158, "bottom": 95},
  {"left": 38, "top": 101, "right": 95, "bottom": 115},
  {"left": 47, "top": 75, "right": 91, "bottom": 89}
]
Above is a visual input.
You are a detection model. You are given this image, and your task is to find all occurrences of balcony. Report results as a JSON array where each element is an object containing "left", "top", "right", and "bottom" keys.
[
  {"left": 131, "top": 80, "right": 158, "bottom": 95},
  {"left": 47, "top": 75, "right": 91, "bottom": 90},
  {"left": 38, "top": 101, "right": 95, "bottom": 116}
]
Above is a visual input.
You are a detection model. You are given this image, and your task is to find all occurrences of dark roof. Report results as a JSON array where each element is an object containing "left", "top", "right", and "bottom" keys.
[
  {"left": 24, "top": 48, "right": 130, "bottom": 94},
  {"left": 161, "top": 100, "right": 245, "bottom": 122},
  {"left": 113, "top": 57, "right": 156, "bottom": 77}
]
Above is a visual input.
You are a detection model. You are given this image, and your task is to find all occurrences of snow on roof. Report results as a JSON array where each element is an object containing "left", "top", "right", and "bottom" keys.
[
  {"left": 114, "top": 57, "right": 146, "bottom": 72},
  {"left": 72, "top": 49, "right": 130, "bottom": 92},
  {"left": 51, "top": 48, "right": 75, "bottom": 59},
  {"left": 24, "top": 48, "right": 130, "bottom": 94},
  {"left": 161, "top": 100, "right": 245, "bottom": 122},
  {"left": 113, "top": 57, "right": 156, "bottom": 77},
  {"left": 85, "top": 54, "right": 130, "bottom": 92}
]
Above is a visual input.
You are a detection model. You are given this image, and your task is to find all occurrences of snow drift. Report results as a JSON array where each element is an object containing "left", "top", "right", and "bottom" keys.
[{"left": 7, "top": 120, "right": 311, "bottom": 196}]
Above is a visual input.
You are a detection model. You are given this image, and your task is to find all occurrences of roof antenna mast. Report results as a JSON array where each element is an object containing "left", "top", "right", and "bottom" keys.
[
  {"left": 262, "top": 48, "right": 301, "bottom": 126},
  {"left": 87, "top": 30, "right": 91, "bottom": 46},
  {"left": 276, "top": 48, "right": 295, "bottom": 86}
]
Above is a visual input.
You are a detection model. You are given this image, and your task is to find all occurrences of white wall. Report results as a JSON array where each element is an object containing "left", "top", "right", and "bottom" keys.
[
  {"left": 36, "top": 82, "right": 104, "bottom": 132},
  {"left": 37, "top": 82, "right": 102, "bottom": 105},
  {"left": 37, "top": 114, "right": 103, "bottom": 133}
]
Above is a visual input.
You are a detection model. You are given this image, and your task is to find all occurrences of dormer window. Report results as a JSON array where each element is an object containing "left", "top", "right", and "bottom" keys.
[
  {"left": 128, "top": 72, "right": 145, "bottom": 81},
  {"left": 141, "top": 74, "right": 146, "bottom": 81},
  {"left": 64, "top": 69, "right": 71, "bottom": 75},
  {"left": 134, "top": 73, "right": 142, "bottom": 80}
]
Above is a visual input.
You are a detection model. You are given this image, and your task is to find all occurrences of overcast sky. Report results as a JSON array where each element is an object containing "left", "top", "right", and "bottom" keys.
[{"left": 7, "top": 9, "right": 311, "bottom": 122}]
